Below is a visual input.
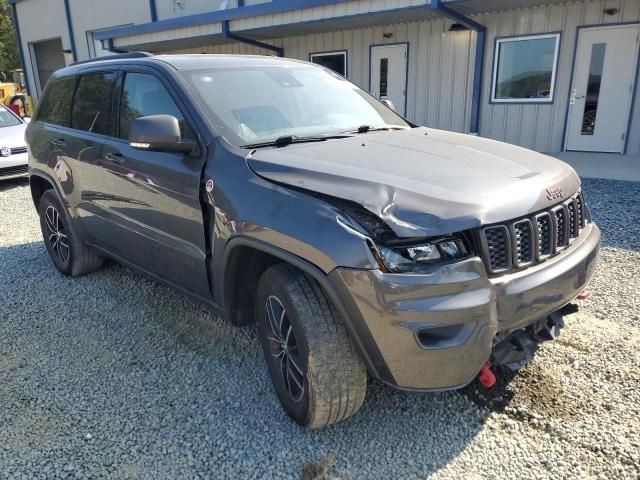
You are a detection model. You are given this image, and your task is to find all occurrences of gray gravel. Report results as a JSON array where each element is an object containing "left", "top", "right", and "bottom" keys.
[{"left": 0, "top": 177, "right": 639, "bottom": 479}]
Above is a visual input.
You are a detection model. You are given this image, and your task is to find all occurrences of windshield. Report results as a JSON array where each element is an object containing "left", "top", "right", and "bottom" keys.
[
  {"left": 181, "top": 64, "right": 410, "bottom": 147},
  {"left": 0, "top": 107, "right": 22, "bottom": 128}
]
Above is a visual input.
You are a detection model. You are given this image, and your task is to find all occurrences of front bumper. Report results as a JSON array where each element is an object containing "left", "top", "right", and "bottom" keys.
[
  {"left": 0, "top": 153, "right": 28, "bottom": 180},
  {"left": 331, "top": 223, "right": 600, "bottom": 390}
]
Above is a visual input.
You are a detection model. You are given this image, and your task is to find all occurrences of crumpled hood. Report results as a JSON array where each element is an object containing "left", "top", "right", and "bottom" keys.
[
  {"left": 0, "top": 123, "right": 27, "bottom": 148},
  {"left": 247, "top": 127, "right": 580, "bottom": 238}
]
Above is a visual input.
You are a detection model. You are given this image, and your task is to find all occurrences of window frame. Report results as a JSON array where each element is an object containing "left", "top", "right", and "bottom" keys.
[
  {"left": 490, "top": 32, "right": 561, "bottom": 104},
  {"left": 115, "top": 67, "right": 200, "bottom": 146},
  {"left": 34, "top": 75, "right": 78, "bottom": 128},
  {"left": 309, "top": 50, "right": 348, "bottom": 77}
]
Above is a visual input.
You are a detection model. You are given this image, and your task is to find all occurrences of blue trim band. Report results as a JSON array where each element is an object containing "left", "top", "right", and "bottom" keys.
[
  {"left": 430, "top": 0, "right": 486, "bottom": 135},
  {"left": 95, "top": 0, "right": 349, "bottom": 41},
  {"left": 470, "top": 30, "right": 485, "bottom": 134},
  {"left": 149, "top": 0, "right": 158, "bottom": 22},
  {"left": 221, "top": 20, "right": 284, "bottom": 56},
  {"left": 10, "top": 2, "right": 31, "bottom": 96},
  {"left": 63, "top": 0, "right": 77, "bottom": 61}
]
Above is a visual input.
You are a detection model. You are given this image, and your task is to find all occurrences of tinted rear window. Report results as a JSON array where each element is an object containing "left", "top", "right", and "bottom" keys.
[
  {"left": 35, "top": 77, "right": 76, "bottom": 127},
  {"left": 71, "top": 73, "right": 117, "bottom": 135}
]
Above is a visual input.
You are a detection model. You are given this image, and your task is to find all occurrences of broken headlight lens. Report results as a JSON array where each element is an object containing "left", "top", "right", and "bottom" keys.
[{"left": 377, "top": 238, "right": 469, "bottom": 273}]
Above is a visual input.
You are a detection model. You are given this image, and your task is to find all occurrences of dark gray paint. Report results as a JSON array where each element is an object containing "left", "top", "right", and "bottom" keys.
[
  {"left": 248, "top": 127, "right": 581, "bottom": 238},
  {"left": 26, "top": 54, "right": 600, "bottom": 391}
]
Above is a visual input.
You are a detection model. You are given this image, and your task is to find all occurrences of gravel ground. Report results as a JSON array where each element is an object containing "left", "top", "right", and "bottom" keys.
[{"left": 0, "top": 177, "right": 639, "bottom": 479}]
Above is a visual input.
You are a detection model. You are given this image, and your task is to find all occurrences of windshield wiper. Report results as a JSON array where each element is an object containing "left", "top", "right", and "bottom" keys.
[
  {"left": 344, "top": 124, "right": 410, "bottom": 134},
  {"left": 242, "top": 133, "right": 353, "bottom": 149}
]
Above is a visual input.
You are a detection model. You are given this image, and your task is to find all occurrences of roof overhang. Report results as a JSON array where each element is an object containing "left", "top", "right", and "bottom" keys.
[{"left": 98, "top": 0, "right": 574, "bottom": 53}]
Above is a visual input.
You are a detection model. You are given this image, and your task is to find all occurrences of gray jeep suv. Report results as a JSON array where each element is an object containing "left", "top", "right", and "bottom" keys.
[{"left": 26, "top": 53, "right": 600, "bottom": 428}]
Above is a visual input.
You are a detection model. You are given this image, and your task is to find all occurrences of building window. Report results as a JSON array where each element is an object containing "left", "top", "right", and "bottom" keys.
[
  {"left": 491, "top": 33, "right": 560, "bottom": 103},
  {"left": 309, "top": 51, "right": 347, "bottom": 77}
]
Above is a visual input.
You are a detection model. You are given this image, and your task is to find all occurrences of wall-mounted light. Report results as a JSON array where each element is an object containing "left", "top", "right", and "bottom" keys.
[
  {"left": 63, "top": 49, "right": 74, "bottom": 66},
  {"left": 603, "top": 8, "right": 618, "bottom": 15},
  {"left": 449, "top": 23, "right": 469, "bottom": 32},
  {"left": 383, "top": 32, "right": 394, "bottom": 39}
]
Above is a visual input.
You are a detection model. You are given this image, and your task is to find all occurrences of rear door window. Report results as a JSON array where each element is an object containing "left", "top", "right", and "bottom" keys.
[
  {"left": 35, "top": 77, "right": 76, "bottom": 127},
  {"left": 71, "top": 72, "right": 117, "bottom": 135},
  {"left": 119, "top": 72, "right": 191, "bottom": 140}
]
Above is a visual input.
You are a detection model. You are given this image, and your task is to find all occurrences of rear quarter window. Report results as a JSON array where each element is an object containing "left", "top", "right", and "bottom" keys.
[{"left": 35, "top": 77, "right": 76, "bottom": 127}]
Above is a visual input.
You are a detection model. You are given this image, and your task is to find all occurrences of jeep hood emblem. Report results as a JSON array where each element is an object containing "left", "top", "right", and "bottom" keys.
[{"left": 546, "top": 187, "right": 563, "bottom": 201}]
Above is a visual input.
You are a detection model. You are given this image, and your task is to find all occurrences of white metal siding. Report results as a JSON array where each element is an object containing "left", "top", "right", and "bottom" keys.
[
  {"left": 68, "top": 0, "right": 151, "bottom": 60},
  {"left": 113, "top": 23, "right": 223, "bottom": 49},
  {"left": 478, "top": 0, "right": 640, "bottom": 153},
  {"left": 16, "top": 0, "right": 69, "bottom": 99},
  {"left": 156, "top": 0, "right": 230, "bottom": 20},
  {"left": 173, "top": 0, "right": 640, "bottom": 154},
  {"left": 15, "top": 0, "right": 640, "bottom": 154}
]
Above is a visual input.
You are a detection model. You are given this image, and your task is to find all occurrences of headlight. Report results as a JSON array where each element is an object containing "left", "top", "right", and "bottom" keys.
[{"left": 376, "top": 238, "right": 469, "bottom": 273}]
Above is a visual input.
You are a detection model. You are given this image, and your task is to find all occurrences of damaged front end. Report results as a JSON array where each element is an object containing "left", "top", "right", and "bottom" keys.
[
  {"left": 331, "top": 197, "right": 477, "bottom": 275},
  {"left": 492, "top": 306, "right": 570, "bottom": 371}
]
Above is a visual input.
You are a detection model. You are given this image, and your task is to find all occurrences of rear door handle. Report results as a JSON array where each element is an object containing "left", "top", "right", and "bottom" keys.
[
  {"left": 105, "top": 152, "right": 125, "bottom": 164},
  {"left": 51, "top": 138, "right": 66, "bottom": 147}
]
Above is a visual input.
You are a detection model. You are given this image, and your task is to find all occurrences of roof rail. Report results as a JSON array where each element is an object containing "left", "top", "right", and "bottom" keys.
[{"left": 70, "top": 51, "right": 153, "bottom": 66}]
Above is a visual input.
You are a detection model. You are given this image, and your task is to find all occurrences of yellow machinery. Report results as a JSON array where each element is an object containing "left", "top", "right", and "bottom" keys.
[{"left": 0, "top": 69, "right": 33, "bottom": 117}]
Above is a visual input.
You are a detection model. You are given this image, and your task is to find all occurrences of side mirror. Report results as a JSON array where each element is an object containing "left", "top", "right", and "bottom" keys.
[
  {"left": 129, "top": 114, "right": 194, "bottom": 154},
  {"left": 22, "top": 116, "right": 31, "bottom": 124},
  {"left": 381, "top": 98, "right": 396, "bottom": 111}
]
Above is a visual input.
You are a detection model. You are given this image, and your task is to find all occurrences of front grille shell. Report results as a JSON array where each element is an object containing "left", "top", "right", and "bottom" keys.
[{"left": 479, "top": 191, "right": 587, "bottom": 275}]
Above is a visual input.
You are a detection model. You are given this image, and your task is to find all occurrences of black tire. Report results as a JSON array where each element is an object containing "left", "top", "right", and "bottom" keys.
[
  {"left": 256, "top": 263, "right": 367, "bottom": 429},
  {"left": 38, "top": 190, "right": 103, "bottom": 276}
]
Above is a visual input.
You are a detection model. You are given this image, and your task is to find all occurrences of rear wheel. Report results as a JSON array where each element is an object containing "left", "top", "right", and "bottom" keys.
[
  {"left": 256, "top": 263, "right": 367, "bottom": 428},
  {"left": 38, "top": 190, "right": 103, "bottom": 276}
]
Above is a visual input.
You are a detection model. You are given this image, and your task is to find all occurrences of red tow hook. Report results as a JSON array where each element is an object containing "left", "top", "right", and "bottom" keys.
[
  {"left": 577, "top": 289, "right": 589, "bottom": 300},
  {"left": 478, "top": 362, "right": 496, "bottom": 389}
]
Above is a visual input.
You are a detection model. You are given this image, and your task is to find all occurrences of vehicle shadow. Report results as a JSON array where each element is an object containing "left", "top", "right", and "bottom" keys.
[{"left": 0, "top": 241, "right": 499, "bottom": 479}]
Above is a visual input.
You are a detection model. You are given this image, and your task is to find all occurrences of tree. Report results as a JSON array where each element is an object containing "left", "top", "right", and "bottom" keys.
[{"left": 0, "top": 0, "right": 20, "bottom": 80}]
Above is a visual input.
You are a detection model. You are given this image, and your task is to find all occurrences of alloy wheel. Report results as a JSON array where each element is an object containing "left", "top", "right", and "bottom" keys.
[
  {"left": 265, "top": 295, "right": 305, "bottom": 402},
  {"left": 44, "top": 205, "right": 70, "bottom": 265}
]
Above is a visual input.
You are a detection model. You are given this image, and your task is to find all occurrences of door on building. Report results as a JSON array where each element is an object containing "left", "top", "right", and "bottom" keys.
[
  {"left": 370, "top": 44, "right": 407, "bottom": 116},
  {"left": 31, "top": 38, "right": 66, "bottom": 95},
  {"left": 565, "top": 24, "right": 640, "bottom": 153}
]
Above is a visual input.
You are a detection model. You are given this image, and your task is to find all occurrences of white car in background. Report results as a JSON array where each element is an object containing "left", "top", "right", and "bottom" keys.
[{"left": 0, "top": 104, "right": 28, "bottom": 181}]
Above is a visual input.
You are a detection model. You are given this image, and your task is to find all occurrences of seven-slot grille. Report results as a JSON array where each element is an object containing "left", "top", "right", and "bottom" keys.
[{"left": 480, "top": 192, "right": 587, "bottom": 274}]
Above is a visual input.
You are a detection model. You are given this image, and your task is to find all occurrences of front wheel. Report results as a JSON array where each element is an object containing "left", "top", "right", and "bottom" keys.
[{"left": 256, "top": 263, "right": 367, "bottom": 429}]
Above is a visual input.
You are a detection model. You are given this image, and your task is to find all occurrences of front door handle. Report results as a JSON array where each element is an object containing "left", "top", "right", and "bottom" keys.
[
  {"left": 105, "top": 152, "right": 125, "bottom": 164},
  {"left": 51, "top": 138, "right": 66, "bottom": 147}
]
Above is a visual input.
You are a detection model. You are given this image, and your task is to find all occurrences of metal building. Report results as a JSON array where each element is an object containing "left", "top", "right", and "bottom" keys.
[{"left": 9, "top": 0, "right": 640, "bottom": 155}]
